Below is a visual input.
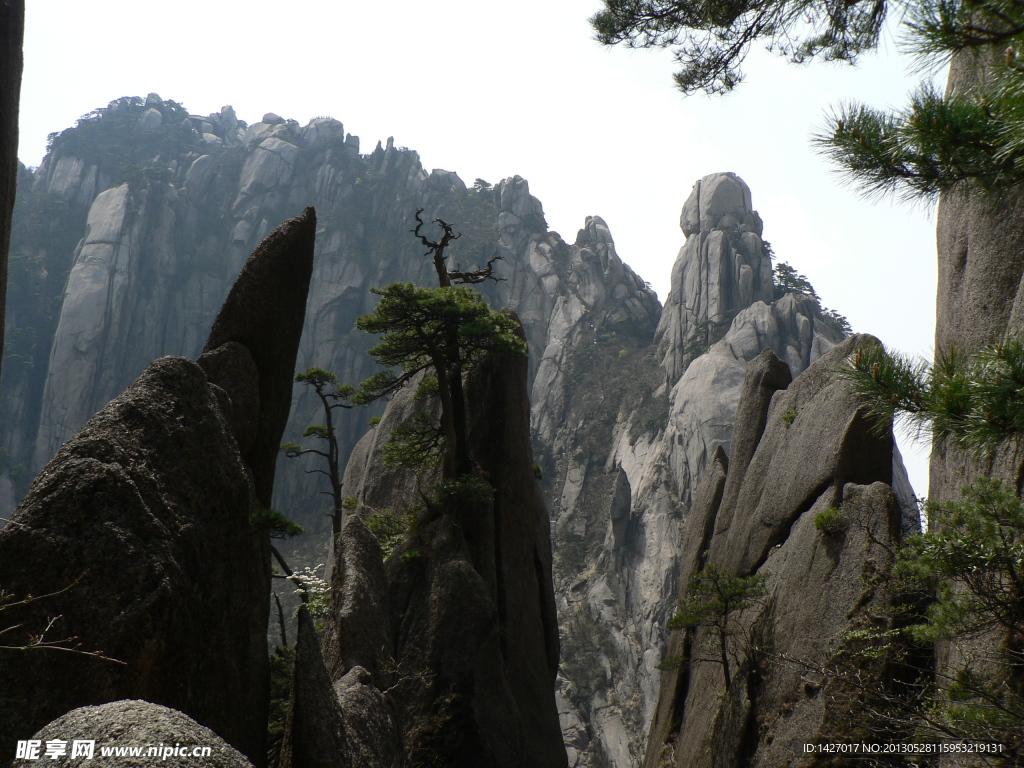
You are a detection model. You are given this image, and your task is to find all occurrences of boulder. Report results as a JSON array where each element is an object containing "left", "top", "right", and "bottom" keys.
[
  {"left": 0, "top": 357, "right": 269, "bottom": 762},
  {"left": 12, "top": 700, "right": 254, "bottom": 768}
]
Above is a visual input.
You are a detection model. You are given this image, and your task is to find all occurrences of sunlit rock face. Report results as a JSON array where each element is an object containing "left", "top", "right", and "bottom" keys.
[
  {"left": 642, "top": 340, "right": 913, "bottom": 768},
  {"left": 657, "top": 173, "right": 774, "bottom": 384},
  {"left": 534, "top": 174, "right": 914, "bottom": 768}
]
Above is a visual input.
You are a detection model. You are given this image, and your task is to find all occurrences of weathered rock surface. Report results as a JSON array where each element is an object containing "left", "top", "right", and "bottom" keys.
[
  {"left": 0, "top": 102, "right": 663, "bottom": 765},
  {"left": 0, "top": 212, "right": 317, "bottom": 764},
  {"left": 932, "top": 47, "right": 1024, "bottom": 768},
  {"left": 280, "top": 606, "right": 399, "bottom": 768},
  {"left": 305, "top": 318, "right": 566, "bottom": 768},
  {"left": 13, "top": 700, "right": 255, "bottom": 768},
  {"left": 201, "top": 206, "right": 316, "bottom": 505},
  {"left": 658, "top": 173, "right": 773, "bottom": 383},
  {"left": 931, "top": 47, "right": 1024, "bottom": 505},
  {"left": 643, "top": 338, "right": 913, "bottom": 768},
  {"left": 0, "top": 357, "right": 269, "bottom": 760}
]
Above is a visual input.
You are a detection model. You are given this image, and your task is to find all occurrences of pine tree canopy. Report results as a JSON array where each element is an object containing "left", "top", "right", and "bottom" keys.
[
  {"left": 352, "top": 282, "right": 526, "bottom": 405},
  {"left": 592, "top": 0, "right": 1024, "bottom": 199}
]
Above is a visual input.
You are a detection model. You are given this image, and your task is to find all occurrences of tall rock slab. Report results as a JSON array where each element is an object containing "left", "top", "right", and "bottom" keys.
[
  {"left": 931, "top": 47, "right": 1024, "bottom": 768},
  {"left": 657, "top": 172, "right": 773, "bottom": 383},
  {"left": 0, "top": 212, "right": 317, "bottom": 764},
  {"left": 285, "top": 317, "right": 566, "bottom": 768}
]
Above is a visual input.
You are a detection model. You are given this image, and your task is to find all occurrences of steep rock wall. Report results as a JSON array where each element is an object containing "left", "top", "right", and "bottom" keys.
[
  {"left": 0, "top": 97, "right": 658, "bottom": 535},
  {"left": 1, "top": 99, "right": 891, "bottom": 768},
  {"left": 643, "top": 338, "right": 913, "bottom": 768},
  {"left": 0, "top": 211, "right": 315, "bottom": 763}
]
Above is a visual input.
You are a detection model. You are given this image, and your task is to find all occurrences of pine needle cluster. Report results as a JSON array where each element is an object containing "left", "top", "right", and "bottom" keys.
[
  {"left": 592, "top": 0, "right": 1024, "bottom": 198},
  {"left": 840, "top": 336, "right": 1024, "bottom": 454}
]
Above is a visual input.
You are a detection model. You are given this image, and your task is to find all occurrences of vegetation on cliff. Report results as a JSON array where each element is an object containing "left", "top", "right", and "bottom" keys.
[{"left": 46, "top": 95, "right": 204, "bottom": 185}]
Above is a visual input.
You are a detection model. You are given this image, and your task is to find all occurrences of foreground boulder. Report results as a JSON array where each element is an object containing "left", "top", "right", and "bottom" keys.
[
  {"left": 283, "top": 314, "right": 566, "bottom": 768},
  {"left": 12, "top": 700, "right": 254, "bottom": 768},
  {"left": 644, "top": 337, "right": 916, "bottom": 768},
  {"left": 0, "top": 208, "right": 317, "bottom": 764}
]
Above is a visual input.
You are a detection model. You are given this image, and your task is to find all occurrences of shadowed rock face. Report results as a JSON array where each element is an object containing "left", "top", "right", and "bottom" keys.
[
  {"left": 0, "top": 357, "right": 269, "bottom": 760},
  {"left": 202, "top": 206, "right": 316, "bottom": 506},
  {"left": 0, "top": 210, "right": 317, "bottom": 764},
  {"left": 12, "top": 700, "right": 255, "bottom": 768},
  {"left": 0, "top": 0, "right": 23, "bottom": 387},
  {"left": 643, "top": 338, "right": 914, "bottom": 768},
  {"left": 283, "top": 315, "right": 566, "bottom": 768}
]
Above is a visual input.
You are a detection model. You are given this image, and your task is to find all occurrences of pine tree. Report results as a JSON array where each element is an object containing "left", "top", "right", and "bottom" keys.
[
  {"left": 353, "top": 212, "right": 526, "bottom": 479},
  {"left": 591, "top": 0, "right": 1024, "bottom": 199}
]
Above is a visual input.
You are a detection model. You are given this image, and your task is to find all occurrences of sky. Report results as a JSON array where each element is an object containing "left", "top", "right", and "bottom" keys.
[{"left": 17, "top": 0, "right": 942, "bottom": 495}]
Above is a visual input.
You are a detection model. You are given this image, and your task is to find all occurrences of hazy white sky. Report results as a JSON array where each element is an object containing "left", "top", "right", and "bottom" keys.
[{"left": 18, "top": 0, "right": 941, "bottom": 493}]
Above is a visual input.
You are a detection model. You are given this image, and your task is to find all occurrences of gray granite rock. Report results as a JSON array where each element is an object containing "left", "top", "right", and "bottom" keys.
[
  {"left": 13, "top": 700, "right": 254, "bottom": 768},
  {"left": 2, "top": 107, "right": 915, "bottom": 768},
  {"left": 658, "top": 173, "right": 774, "bottom": 383},
  {"left": 643, "top": 335, "right": 911, "bottom": 768},
  {"left": 0, "top": 208, "right": 318, "bottom": 765},
  {"left": 0, "top": 356, "right": 269, "bottom": 762},
  {"left": 202, "top": 206, "right": 316, "bottom": 506},
  {"left": 321, "top": 516, "right": 391, "bottom": 680}
]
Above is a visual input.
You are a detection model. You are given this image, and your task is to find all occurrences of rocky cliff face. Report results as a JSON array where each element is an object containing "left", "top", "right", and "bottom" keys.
[
  {"left": 534, "top": 174, "right": 889, "bottom": 768},
  {"left": 2, "top": 97, "right": 889, "bottom": 768},
  {"left": 931, "top": 49, "right": 1024, "bottom": 768},
  {"left": 0, "top": 211, "right": 316, "bottom": 763},
  {"left": 642, "top": 340, "right": 911, "bottom": 768},
  {"left": 0, "top": 95, "right": 657, "bottom": 524}
]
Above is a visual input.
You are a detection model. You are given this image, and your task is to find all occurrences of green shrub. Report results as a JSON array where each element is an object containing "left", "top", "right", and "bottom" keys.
[
  {"left": 814, "top": 506, "right": 849, "bottom": 536},
  {"left": 432, "top": 476, "right": 494, "bottom": 514},
  {"left": 364, "top": 507, "right": 413, "bottom": 559},
  {"left": 249, "top": 507, "right": 305, "bottom": 538}
]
